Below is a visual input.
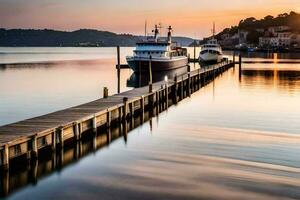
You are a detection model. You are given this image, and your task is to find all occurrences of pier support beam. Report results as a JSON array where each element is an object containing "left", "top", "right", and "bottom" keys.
[
  {"left": 180, "top": 76, "right": 184, "bottom": 100},
  {"left": 74, "top": 122, "right": 80, "bottom": 141},
  {"left": 2, "top": 145, "right": 9, "bottom": 171},
  {"left": 106, "top": 111, "right": 111, "bottom": 128},
  {"left": 117, "top": 46, "right": 121, "bottom": 94},
  {"left": 148, "top": 56, "right": 153, "bottom": 93},
  {"left": 239, "top": 54, "right": 242, "bottom": 80},
  {"left": 51, "top": 131, "right": 56, "bottom": 151},
  {"left": 173, "top": 75, "right": 178, "bottom": 104},
  {"left": 31, "top": 135, "right": 38, "bottom": 159},
  {"left": 165, "top": 84, "right": 169, "bottom": 109},
  {"left": 58, "top": 127, "right": 64, "bottom": 148},
  {"left": 140, "top": 97, "right": 145, "bottom": 123},
  {"left": 123, "top": 97, "right": 128, "bottom": 121},
  {"left": 93, "top": 115, "right": 97, "bottom": 133}
]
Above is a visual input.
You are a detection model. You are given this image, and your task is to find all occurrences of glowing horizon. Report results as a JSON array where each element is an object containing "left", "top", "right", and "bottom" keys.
[{"left": 1, "top": 0, "right": 300, "bottom": 39}]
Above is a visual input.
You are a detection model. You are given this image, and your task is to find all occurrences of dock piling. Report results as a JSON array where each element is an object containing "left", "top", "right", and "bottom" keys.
[
  {"left": 31, "top": 135, "right": 38, "bottom": 158},
  {"left": 193, "top": 41, "right": 196, "bottom": 60},
  {"left": 106, "top": 111, "right": 111, "bottom": 128},
  {"left": 103, "top": 87, "right": 109, "bottom": 98},
  {"left": 239, "top": 54, "right": 242, "bottom": 79},
  {"left": 74, "top": 122, "right": 80, "bottom": 140},
  {"left": 117, "top": 46, "right": 121, "bottom": 94},
  {"left": 149, "top": 56, "right": 153, "bottom": 93},
  {"left": 187, "top": 65, "right": 191, "bottom": 97},
  {"left": 2, "top": 144, "right": 9, "bottom": 171},
  {"left": 123, "top": 97, "right": 128, "bottom": 120},
  {"left": 93, "top": 115, "right": 97, "bottom": 133},
  {"left": 58, "top": 127, "right": 64, "bottom": 148},
  {"left": 51, "top": 131, "right": 56, "bottom": 151}
]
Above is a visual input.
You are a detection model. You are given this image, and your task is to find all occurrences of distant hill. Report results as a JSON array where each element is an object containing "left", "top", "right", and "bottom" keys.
[
  {"left": 215, "top": 11, "right": 300, "bottom": 44},
  {"left": 0, "top": 29, "right": 194, "bottom": 47}
]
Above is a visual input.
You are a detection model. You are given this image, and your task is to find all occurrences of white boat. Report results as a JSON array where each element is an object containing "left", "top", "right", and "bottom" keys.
[
  {"left": 199, "top": 24, "right": 223, "bottom": 64},
  {"left": 126, "top": 25, "right": 188, "bottom": 73}
]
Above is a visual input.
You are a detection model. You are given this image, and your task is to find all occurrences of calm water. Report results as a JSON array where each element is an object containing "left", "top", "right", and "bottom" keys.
[{"left": 1, "top": 48, "right": 300, "bottom": 199}]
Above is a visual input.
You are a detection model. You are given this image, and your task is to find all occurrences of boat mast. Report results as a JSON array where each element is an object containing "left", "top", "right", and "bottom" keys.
[
  {"left": 212, "top": 22, "right": 215, "bottom": 38},
  {"left": 167, "top": 25, "right": 172, "bottom": 43},
  {"left": 145, "top": 20, "right": 147, "bottom": 37},
  {"left": 154, "top": 25, "right": 159, "bottom": 42}
]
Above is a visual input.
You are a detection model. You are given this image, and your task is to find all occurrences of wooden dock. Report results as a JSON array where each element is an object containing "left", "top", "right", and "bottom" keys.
[{"left": 0, "top": 60, "right": 234, "bottom": 171}]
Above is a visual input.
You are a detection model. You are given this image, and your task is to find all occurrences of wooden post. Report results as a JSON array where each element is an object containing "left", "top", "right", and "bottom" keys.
[
  {"left": 2, "top": 144, "right": 9, "bottom": 171},
  {"left": 58, "top": 127, "right": 64, "bottom": 148},
  {"left": 93, "top": 115, "right": 97, "bottom": 133},
  {"left": 194, "top": 40, "right": 196, "bottom": 61},
  {"left": 106, "top": 111, "right": 111, "bottom": 128},
  {"left": 103, "top": 87, "right": 109, "bottom": 98},
  {"left": 149, "top": 56, "right": 153, "bottom": 93},
  {"left": 31, "top": 135, "right": 38, "bottom": 158},
  {"left": 129, "top": 102, "right": 134, "bottom": 128},
  {"left": 139, "top": 61, "right": 142, "bottom": 87},
  {"left": 239, "top": 54, "right": 242, "bottom": 79},
  {"left": 51, "top": 131, "right": 56, "bottom": 151},
  {"left": 140, "top": 96, "right": 145, "bottom": 123},
  {"left": 165, "top": 84, "right": 168, "bottom": 109},
  {"left": 117, "top": 46, "right": 121, "bottom": 94},
  {"left": 174, "top": 75, "right": 178, "bottom": 104},
  {"left": 118, "top": 107, "right": 122, "bottom": 123},
  {"left": 187, "top": 65, "right": 191, "bottom": 97},
  {"left": 181, "top": 76, "right": 184, "bottom": 100},
  {"left": 198, "top": 68, "right": 201, "bottom": 89},
  {"left": 239, "top": 54, "right": 242, "bottom": 70},
  {"left": 156, "top": 90, "right": 160, "bottom": 109},
  {"left": 123, "top": 97, "right": 128, "bottom": 121},
  {"left": 140, "top": 96, "right": 144, "bottom": 113},
  {"left": 74, "top": 122, "right": 80, "bottom": 141}
]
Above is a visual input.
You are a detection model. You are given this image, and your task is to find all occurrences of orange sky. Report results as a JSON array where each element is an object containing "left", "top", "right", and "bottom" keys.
[{"left": 1, "top": 0, "right": 300, "bottom": 38}]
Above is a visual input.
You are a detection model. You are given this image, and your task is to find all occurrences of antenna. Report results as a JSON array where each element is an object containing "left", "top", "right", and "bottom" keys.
[
  {"left": 212, "top": 22, "right": 216, "bottom": 38},
  {"left": 158, "top": 23, "right": 163, "bottom": 38},
  {"left": 145, "top": 20, "right": 147, "bottom": 37}
]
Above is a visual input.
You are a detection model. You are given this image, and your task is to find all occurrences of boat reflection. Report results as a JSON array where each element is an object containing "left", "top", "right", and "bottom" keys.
[{"left": 127, "top": 67, "right": 188, "bottom": 88}]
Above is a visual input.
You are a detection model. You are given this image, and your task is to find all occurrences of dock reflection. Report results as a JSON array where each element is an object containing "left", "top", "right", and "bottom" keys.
[{"left": 0, "top": 109, "right": 158, "bottom": 198}]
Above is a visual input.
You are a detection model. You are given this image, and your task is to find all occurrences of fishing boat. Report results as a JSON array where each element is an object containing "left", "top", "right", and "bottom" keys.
[
  {"left": 199, "top": 23, "right": 223, "bottom": 63},
  {"left": 126, "top": 25, "right": 188, "bottom": 73}
]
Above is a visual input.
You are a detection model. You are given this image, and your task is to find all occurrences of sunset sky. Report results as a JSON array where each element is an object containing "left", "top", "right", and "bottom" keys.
[{"left": 1, "top": 0, "right": 300, "bottom": 38}]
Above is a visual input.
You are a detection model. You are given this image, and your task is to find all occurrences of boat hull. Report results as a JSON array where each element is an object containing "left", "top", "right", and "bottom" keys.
[
  {"left": 126, "top": 57, "right": 188, "bottom": 73},
  {"left": 199, "top": 53, "right": 223, "bottom": 64}
]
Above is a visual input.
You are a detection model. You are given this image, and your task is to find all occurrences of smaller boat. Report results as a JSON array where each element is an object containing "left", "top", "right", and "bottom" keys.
[{"left": 199, "top": 23, "right": 223, "bottom": 64}]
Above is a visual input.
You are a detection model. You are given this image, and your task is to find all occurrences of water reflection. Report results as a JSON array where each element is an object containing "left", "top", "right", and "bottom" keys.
[
  {"left": 1, "top": 49, "right": 300, "bottom": 200},
  {"left": 127, "top": 67, "right": 188, "bottom": 88},
  {"left": 0, "top": 110, "right": 157, "bottom": 198},
  {"left": 241, "top": 69, "right": 300, "bottom": 94}
]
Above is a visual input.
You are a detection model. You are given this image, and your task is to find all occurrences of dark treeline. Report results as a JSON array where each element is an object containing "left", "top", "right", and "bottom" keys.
[
  {"left": 0, "top": 29, "right": 194, "bottom": 47},
  {"left": 0, "top": 29, "right": 139, "bottom": 47}
]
